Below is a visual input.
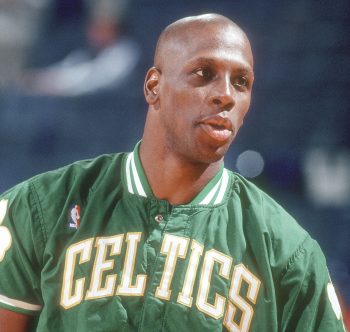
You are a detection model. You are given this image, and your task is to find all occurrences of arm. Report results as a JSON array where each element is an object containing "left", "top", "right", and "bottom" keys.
[
  {"left": 279, "top": 238, "right": 347, "bottom": 331},
  {"left": 0, "top": 187, "right": 43, "bottom": 327},
  {"left": 0, "top": 308, "right": 33, "bottom": 332}
]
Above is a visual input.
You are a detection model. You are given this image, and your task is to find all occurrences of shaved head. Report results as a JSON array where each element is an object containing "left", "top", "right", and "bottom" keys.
[
  {"left": 142, "top": 12, "right": 255, "bottom": 167},
  {"left": 154, "top": 13, "right": 252, "bottom": 70}
]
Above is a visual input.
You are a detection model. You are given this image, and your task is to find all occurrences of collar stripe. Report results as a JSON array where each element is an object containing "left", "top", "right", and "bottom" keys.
[
  {"left": 199, "top": 177, "right": 222, "bottom": 205},
  {"left": 125, "top": 145, "right": 230, "bottom": 205},
  {"left": 125, "top": 153, "right": 134, "bottom": 194},
  {"left": 0, "top": 294, "right": 42, "bottom": 311},
  {"left": 199, "top": 169, "right": 229, "bottom": 205},
  {"left": 214, "top": 169, "right": 229, "bottom": 204},
  {"left": 130, "top": 152, "right": 147, "bottom": 197}
]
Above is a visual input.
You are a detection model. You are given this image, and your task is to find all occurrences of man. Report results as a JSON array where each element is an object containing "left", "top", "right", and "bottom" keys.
[{"left": 0, "top": 14, "right": 346, "bottom": 331}]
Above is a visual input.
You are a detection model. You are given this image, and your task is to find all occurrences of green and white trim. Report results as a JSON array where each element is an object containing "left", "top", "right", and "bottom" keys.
[
  {"left": 196, "top": 168, "right": 229, "bottom": 205},
  {"left": 0, "top": 294, "right": 42, "bottom": 312},
  {"left": 124, "top": 143, "right": 231, "bottom": 206},
  {"left": 125, "top": 151, "right": 147, "bottom": 197}
]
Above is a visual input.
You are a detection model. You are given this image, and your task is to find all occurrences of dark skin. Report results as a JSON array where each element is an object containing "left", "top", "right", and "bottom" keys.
[
  {"left": 141, "top": 14, "right": 254, "bottom": 205},
  {"left": 0, "top": 13, "right": 254, "bottom": 330},
  {"left": 0, "top": 309, "right": 33, "bottom": 331}
]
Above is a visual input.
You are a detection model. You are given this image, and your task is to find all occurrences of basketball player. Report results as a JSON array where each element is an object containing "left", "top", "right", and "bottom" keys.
[{"left": 0, "top": 13, "right": 346, "bottom": 331}]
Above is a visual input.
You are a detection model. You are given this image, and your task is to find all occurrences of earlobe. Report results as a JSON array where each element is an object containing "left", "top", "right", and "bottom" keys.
[{"left": 144, "top": 67, "right": 160, "bottom": 105}]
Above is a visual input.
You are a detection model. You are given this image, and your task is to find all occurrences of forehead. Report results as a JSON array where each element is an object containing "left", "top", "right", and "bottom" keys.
[{"left": 162, "top": 24, "right": 253, "bottom": 72}]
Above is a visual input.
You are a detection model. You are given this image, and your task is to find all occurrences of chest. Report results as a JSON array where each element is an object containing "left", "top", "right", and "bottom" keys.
[{"left": 41, "top": 196, "right": 265, "bottom": 331}]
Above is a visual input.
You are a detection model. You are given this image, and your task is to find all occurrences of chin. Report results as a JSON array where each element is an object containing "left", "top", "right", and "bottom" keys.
[
  {"left": 174, "top": 137, "right": 232, "bottom": 165},
  {"left": 209, "top": 140, "right": 232, "bottom": 159},
  {"left": 194, "top": 144, "right": 229, "bottom": 165},
  {"left": 207, "top": 151, "right": 227, "bottom": 164}
]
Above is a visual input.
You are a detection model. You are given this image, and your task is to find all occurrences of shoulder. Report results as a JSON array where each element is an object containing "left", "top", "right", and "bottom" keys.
[
  {"left": 32, "top": 152, "right": 125, "bottom": 191},
  {"left": 25, "top": 152, "right": 127, "bottom": 198},
  {"left": 228, "top": 170, "right": 300, "bottom": 227},
  {"left": 0, "top": 152, "right": 127, "bottom": 229},
  {"left": 227, "top": 171, "right": 312, "bottom": 272},
  {"left": 2, "top": 153, "right": 124, "bottom": 197}
]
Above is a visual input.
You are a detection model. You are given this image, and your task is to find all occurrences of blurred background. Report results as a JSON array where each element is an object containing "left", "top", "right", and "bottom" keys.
[{"left": 0, "top": 0, "right": 349, "bottom": 325}]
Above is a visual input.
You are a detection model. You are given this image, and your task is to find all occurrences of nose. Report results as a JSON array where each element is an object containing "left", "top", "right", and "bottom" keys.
[{"left": 209, "top": 75, "right": 235, "bottom": 112}]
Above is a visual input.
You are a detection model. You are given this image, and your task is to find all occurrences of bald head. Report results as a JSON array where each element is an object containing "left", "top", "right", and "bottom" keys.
[
  {"left": 143, "top": 13, "right": 255, "bottom": 168},
  {"left": 154, "top": 14, "right": 252, "bottom": 70}
]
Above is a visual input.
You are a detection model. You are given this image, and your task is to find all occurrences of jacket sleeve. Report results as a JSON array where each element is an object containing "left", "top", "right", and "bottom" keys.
[
  {"left": 0, "top": 180, "right": 45, "bottom": 315},
  {"left": 279, "top": 236, "right": 347, "bottom": 332}
]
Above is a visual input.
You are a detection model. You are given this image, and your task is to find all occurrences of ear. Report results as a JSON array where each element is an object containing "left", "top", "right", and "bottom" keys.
[{"left": 144, "top": 67, "right": 160, "bottom": 105}]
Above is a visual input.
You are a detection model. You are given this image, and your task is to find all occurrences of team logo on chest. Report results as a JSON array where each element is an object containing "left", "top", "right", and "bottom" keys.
[
  {"left": 61, "top": 232, "right": 261, "bottom": 331},
  {"left": 68, "top": 204, "right": 81, "bottom": 229}
]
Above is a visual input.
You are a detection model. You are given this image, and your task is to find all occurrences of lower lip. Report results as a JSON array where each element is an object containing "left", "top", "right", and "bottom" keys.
[{"left": 200, "top": 123, "right": 232, "bottom": 142}]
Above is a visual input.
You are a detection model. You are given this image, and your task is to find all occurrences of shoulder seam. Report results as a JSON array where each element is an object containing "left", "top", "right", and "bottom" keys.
[
  {"left": 230, "top": 171, "right": 240, "bottom": 197},
  {"left": 29, "top": 180, "right": 47, "bottom": 244},
  {"left": 281, "top": 235, "right": 309, "bottom": 278}
]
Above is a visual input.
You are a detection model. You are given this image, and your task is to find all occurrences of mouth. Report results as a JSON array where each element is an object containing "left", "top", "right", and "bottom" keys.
[{"left": 198, "top": 115, "right": 233, "bottom": 142}]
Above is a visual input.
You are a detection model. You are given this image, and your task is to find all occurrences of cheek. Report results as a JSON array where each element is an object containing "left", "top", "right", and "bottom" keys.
[
  {"left": 160, "top": 79, "right": 208, "bottom": 130},
  {"left": 173, "top": 89, "right": 198, "bottom": 109},
  {"left": 234, "top": 95, "right": 251, "bottom": 126},
  {"left": 164, "top": 89, "right": 200, "bottom": 119},
  {"left": 161, "top": 83, "right": 187, "bottom": 112},
  {"left": 238, "top": 94, "right": 251, "bottom": 115}
]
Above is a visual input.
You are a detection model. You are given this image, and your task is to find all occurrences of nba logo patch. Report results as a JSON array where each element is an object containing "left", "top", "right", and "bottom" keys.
[{"left": 68, "top": 204, "right": 81, "bottom": 229}]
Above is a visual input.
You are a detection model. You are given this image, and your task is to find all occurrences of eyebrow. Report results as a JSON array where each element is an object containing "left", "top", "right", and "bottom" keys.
[{"left": 188, "top": 56, "right": 253, "bottom": 75}]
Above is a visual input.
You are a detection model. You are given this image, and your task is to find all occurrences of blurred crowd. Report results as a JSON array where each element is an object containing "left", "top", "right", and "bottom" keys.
[{"left": 0, "top": 0, "right": 140, "bottom": 94}]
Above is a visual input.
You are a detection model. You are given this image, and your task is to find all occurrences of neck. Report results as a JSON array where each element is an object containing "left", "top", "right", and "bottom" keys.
[{"left": 139, "top": 137, "right": 223, "bottom": 205}]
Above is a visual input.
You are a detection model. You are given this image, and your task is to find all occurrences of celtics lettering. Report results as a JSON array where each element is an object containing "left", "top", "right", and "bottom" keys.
[{"left": 61, "top": 233, "right": 261, "bottom": 332}]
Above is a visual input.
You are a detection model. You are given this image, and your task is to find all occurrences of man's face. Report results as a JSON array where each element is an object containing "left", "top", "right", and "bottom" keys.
[{"left": 156, "top": 23, "right": 254, "bottom": 165}]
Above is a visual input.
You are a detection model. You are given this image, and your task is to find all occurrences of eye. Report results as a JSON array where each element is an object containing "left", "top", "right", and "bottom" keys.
[
  {"left": 194, "top": 67, "right": 214, "bottom": 80},
  {"left": 233, "top": 76, "right": 249, "bottom": 88}
]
